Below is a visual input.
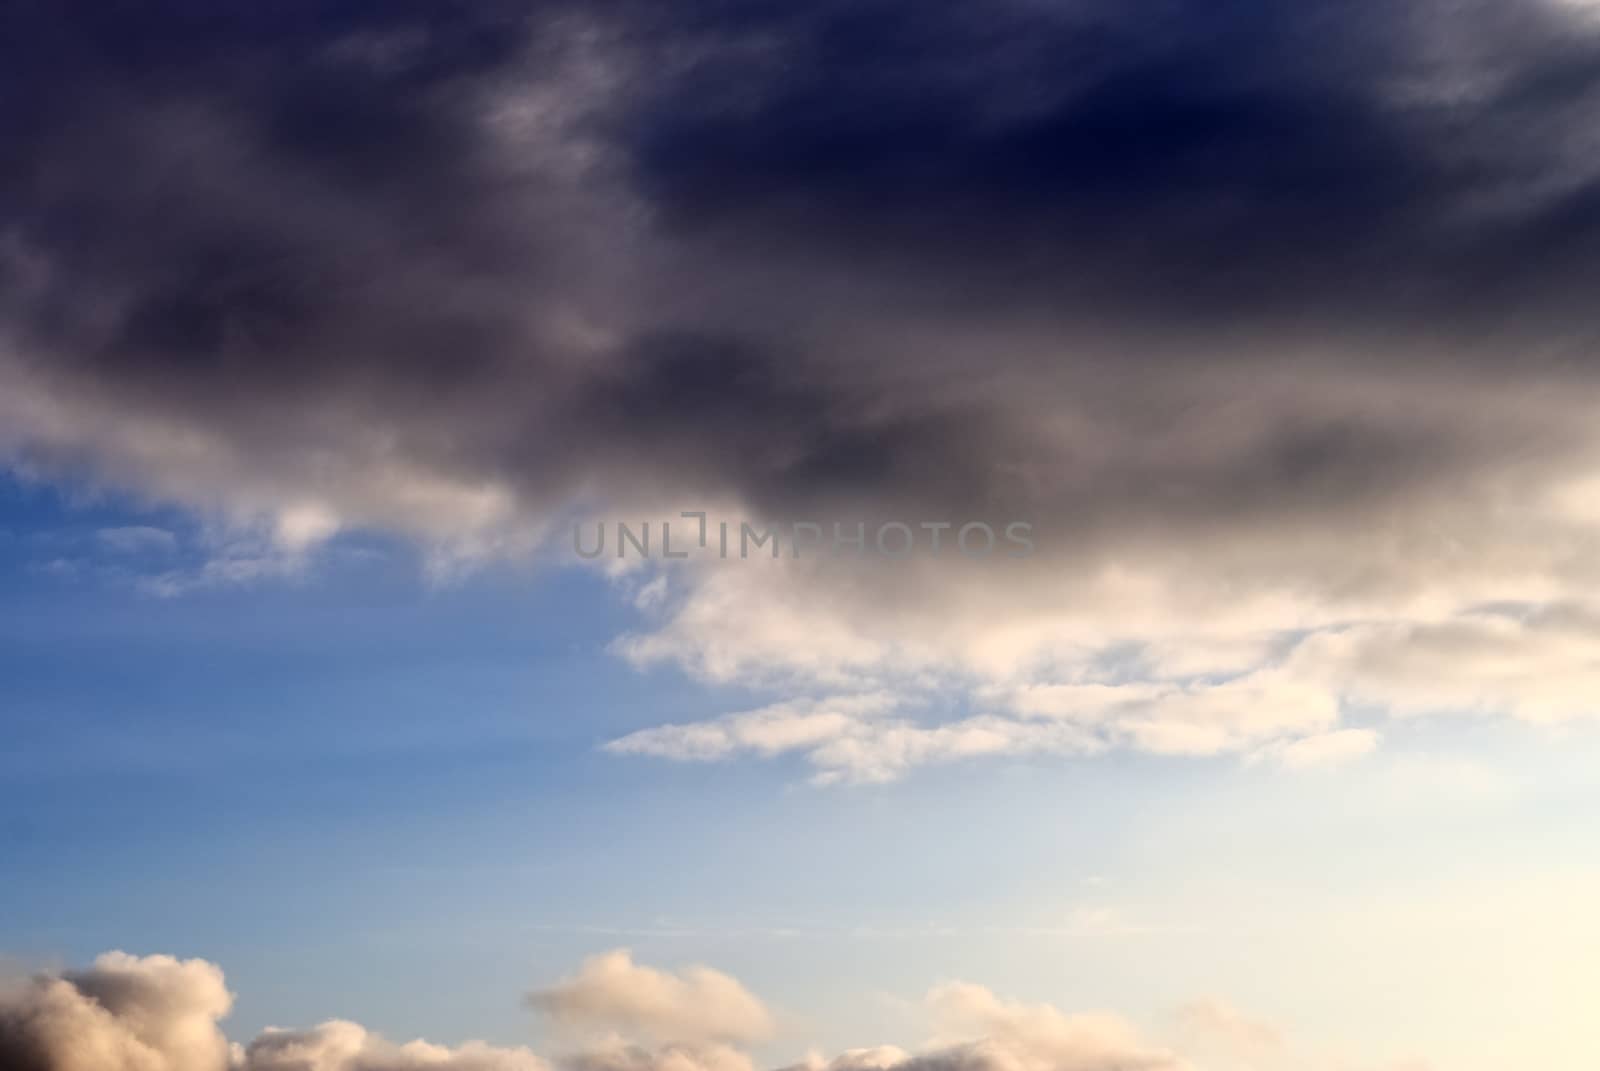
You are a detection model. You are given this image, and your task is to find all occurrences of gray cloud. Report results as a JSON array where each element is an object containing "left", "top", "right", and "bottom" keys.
[
  {"left": 9, "top": 2, "right": 1600, "bottom": 756},
  {"left": 10, "top": 0, "right": 1600, "bottom": 537}
]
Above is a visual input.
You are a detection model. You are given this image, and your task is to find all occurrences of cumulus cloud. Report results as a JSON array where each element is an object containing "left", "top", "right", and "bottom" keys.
[
  {"left": 10, "top": 1, "right": 1600, "bottom": 766},
  {"left": 5, "top": 950, "right": 1450, "bottom": 1071},
  {"left": 0, "top": 953, "right": 543, "bottom": 1071},
  {"left": 240, "top": 1022, "right": 548, "bottom": 1071},
  {"left": 1174, "top": 998, "right": 1285, "bottom": 1055},
  {"left": 777, "top": 1048, "right": 910, "bottom": 1071},
  {"left": 560, "top": 1039, "right": 753, "bottom": 1071},
  {"left": 0, "top": 952, "right": 233, "bottom": 1071},
  {"left": 527, "top": 950, "right": 775, "bottom": 1047},
  {"left": 899, "top": 983, "right": 1189, "bottom": 1071}
]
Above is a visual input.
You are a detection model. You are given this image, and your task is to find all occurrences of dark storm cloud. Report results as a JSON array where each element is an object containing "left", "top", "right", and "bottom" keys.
[
  {"left": 626, "top": 0, "right": 1600, "bottom": 334},
  {"left": 3, "top": 0, "right": 557, "bottom": 385},
  {"left": 5, "top": 0, "right": 1600, "bottom": 558}
]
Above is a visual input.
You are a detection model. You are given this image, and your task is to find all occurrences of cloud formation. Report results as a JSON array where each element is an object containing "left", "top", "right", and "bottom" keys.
[
  {"left": 9, "top": 1, "right": 1600, "bottom": 764},
  {"left": 0, "top": 951, "right": 1201, "bottom": 1071},
  {"left": 0, "top": 953, "right": 234, "bottom": 1071},
  {"left": 241, "top": 1021, "right": 548, "bottom": 1071},
  {"left": 1174, "top": 998, "right": 1285, "bottom": 1056},
  {"left": 912, "top": 983, "right": 1186, "bottom": 1071},
  {"left": 528, "top": 950, "right": 774, "bottom": 1047},
  {"left": 0, "top": 952, "right": 548, "bottom": 1071},
  {"left": 605, "top": 673, "right": 1372, "bottom": 784}
]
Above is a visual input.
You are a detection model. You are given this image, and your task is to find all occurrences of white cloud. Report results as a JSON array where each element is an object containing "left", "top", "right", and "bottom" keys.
[
  {"left": 1174, "top": 997, "right": 1284, "bottom": 1054},
  {"left": 1284, "top": 607, "right": 1600, "bottom": 723},
  {"left": 1007, "top": 675, "right": 1340, "bottom": 756},
  {"left": 605, "top": 594, "right": 1600, "bottom": 783},
  {"left": 272, "top": 505, "right": 341, "bottom": 553},
  {"left": 914, "top": 982, "right": 1189, "bottom": 1071},
  {"left": 527, "top": 950, "right": 775, "bottom": 1047},
  {"left": 607, "top": 700, "right": 1108, "bottom": 786},
  {"left": 0, "top": 949, "right": 1443, "bottom": 1071},
  {"left": 1248, "top": 729, "right": 1380, "bottom": 770},
  {"left": 778, "top": 1047, "right": 910, "bottom": 1071},
  {"left": 605, "top": 696, "right": 899, "bottom": 765},
  {"left": 242, "top": 1021, "right": 548, "bottom": 1071},
  {"left": 0, "top": 951, "right": 234, "bottom": 1071},
  {"left": 96, "top": 526, "right": 178, "bottom": 554},
  {"left": 562, "top": 1039, "right": 754, "bottom": 1071},
  {"left": 604, "top": 669, "right": 1359, "bottom": 785}
]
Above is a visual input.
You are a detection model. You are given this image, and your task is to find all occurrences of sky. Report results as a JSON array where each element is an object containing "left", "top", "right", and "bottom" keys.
[{"left": 4, "top": 2, "right": 1600, "bottom": 1070}]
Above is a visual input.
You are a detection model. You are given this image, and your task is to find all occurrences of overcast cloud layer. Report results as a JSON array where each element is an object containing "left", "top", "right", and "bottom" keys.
[{"left": 8, "top": 1, "right": 1600, "bottom": 771}]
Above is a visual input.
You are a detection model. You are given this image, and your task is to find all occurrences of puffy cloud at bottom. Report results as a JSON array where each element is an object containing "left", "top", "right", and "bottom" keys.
[
  {"left": 3, "top": 949, "right": 1443, "bottom": 1071},
  {"left": 240, "top": 1021, "right": 548, "bottom": 1071},
  {"left": 0, "top": 953, "right": 234, "bottom": 1071},
  {"left": 0, "top": 951, "right": 1200, "bottom": 1071},
  {"left": 0, "top": 952, "right": 550, "bottom": 1071}
]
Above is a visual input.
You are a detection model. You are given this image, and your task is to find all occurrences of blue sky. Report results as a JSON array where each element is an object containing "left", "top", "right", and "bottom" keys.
[
  {"left": 5, "top": 474, "right": 1600, "bottom": 1070},
  {"left": 7, "top": 4, "right": 1600, "bottom": 1070}
]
